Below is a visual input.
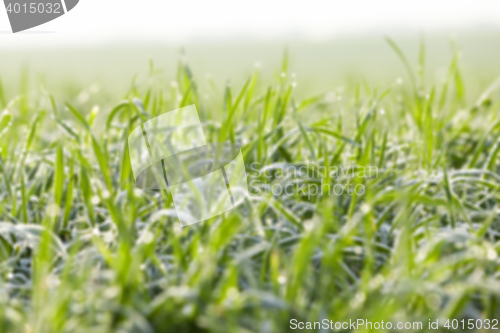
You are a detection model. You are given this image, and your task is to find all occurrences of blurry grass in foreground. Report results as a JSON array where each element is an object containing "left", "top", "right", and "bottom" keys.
[{"left": 0, "top": 39, "right": 500, "bottom": 332}]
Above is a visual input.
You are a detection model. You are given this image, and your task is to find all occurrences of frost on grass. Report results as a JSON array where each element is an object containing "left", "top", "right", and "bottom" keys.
[{"left": 0, "top": 44, "right": 500, "bottom": 332}]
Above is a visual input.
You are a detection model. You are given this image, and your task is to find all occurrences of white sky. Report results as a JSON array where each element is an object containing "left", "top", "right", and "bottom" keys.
[{"left": 1, "top": 0, "right": 500, "bottom": 47}]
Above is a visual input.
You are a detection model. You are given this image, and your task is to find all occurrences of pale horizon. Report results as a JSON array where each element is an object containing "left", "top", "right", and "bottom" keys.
[{"left": 1, "top": 0, "right": 500, "bottom": 48}]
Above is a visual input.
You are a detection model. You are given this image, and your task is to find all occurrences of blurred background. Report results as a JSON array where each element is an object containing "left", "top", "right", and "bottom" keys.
[{"left": 1, "top": 0, "right": 500, "bottom": 103}]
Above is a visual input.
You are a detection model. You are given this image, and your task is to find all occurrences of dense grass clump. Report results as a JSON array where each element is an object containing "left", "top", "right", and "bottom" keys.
[{"left": 0, "top": 41, "right": 500, "bottom": 332}]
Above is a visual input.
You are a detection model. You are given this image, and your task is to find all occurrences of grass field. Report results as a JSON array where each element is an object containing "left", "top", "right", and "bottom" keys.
[{"left": 1, "top": 37, "right": 500, "bottom": 332}]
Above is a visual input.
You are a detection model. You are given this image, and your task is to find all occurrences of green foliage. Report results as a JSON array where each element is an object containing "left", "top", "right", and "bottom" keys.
[{"left": 0, "top": 40, "right": 500, "bottom": 333}]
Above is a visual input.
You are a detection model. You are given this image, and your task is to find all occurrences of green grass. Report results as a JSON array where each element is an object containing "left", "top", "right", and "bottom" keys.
[{"left": 0, "top": 39, "right": 500, "bottom": 333}]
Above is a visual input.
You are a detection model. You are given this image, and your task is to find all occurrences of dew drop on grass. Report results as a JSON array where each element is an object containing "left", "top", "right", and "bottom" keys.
[
  {"left": 325, "top": 92, "right": 336, "bottom": 103},
  {"left": 89, "top": 83, "right": 100, "bottom": 94},
  {"left": 303, "top": 220, "right": 314, "bottom": 232},
  {"left": 226, "top": 287, "right": 239, "bottom": 300},
  {"left": 368, "top": 274, "right": 384, "bottom": 290},
  {"left": 46, "top": 275, "right": 60, "bottom": 288},
  {"left": 78, "top": 91, "right": 90, "bottom": 104},
  {"left": 104, "top": 287, "right": 120, "bottom": 299},
  {"left": 360, "top": 204, "right": 371, "bottom": 214},
  {"left": 46, "top": 203, "right": 59, "bottom": 219},
  {"left": 182, "top": 304, "right": 194, "bottom": 316},
  {"left": 103, "top": 232, "right": 114, "bottom": 243},
  {"left": 425, "top": 293, "right": 442, "bottom": 311},
  {"left": 487, "top": 248, "right": 497, "bottom": 260},
  {"left": 349, "top": 292, "right": 366, "bottom": 308},
  {"left": 173, "top": 224, "right": 182, "bottom": 236},
  {"left": 139, "top": 230, "right": 154, "bottom": 244},
  {"left": 91, "top": 196, "right": 100, "bottom": 205}
]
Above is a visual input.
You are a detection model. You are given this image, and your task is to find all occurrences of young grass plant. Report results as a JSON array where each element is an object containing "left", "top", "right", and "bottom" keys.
[{"left": 0, "top": 40, "right": 499, "bottom": 332}]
